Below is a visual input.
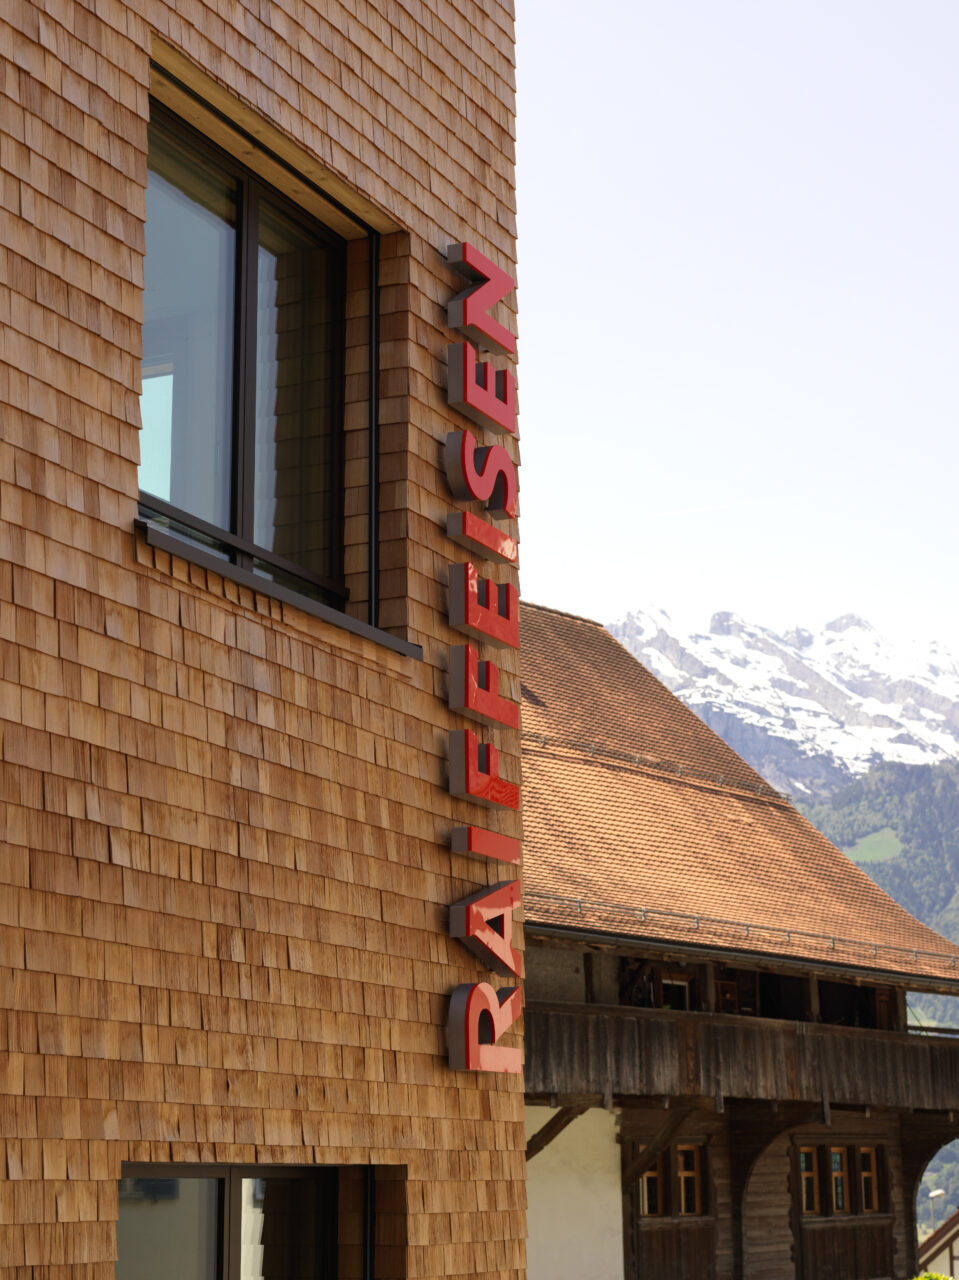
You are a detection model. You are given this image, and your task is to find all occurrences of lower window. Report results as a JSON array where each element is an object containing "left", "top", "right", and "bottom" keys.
[
  {"left": 799, "top": 1147, "right": 820, "bottom": 1214},
  {"left": 639, "top": 1150, "right": 664, "bottom": 1216},
  {"left": 116, "top": 1166, "right": 338, "bottom": 1280},
  {"left": 794, "top": 1143, "right": 885, "bottom": 1218},
  {"left": 676, "top": 1145, "right": 702, "bottom": 1216},
  {"left": 829, "top": 1146, "right": 849, "bottom": 1214},
  {"left": 633, "top": 1143, "right": 707, "bottom": 1219},
  {"left": 860, "top": 1146, "right": 878, "bottom": 1212}
]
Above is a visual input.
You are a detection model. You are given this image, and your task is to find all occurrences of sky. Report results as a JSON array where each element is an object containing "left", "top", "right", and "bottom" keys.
[{"left": 513, "top": 0, "right": 959, "bottom": 646}]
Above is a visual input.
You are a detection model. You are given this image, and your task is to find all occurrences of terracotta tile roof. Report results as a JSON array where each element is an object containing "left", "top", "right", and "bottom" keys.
[{"left": 521, "top": 602, "right": 959, "bottom": 989}]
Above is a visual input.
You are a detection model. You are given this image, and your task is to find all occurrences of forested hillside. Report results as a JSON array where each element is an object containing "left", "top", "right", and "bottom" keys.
[
  {"left": 799, "top": 759, "right": 959, "bottom": 942},
  {"left": 800, "top": 760, "right": 959, "bottom": 1235}
]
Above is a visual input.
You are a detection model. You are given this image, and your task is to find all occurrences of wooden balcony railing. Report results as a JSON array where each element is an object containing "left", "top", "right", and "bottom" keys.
[{"left": 525, "top": 1001, "right": 959, "bottom": 1110}]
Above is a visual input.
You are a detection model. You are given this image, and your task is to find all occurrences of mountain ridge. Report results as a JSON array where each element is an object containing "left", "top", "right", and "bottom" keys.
[{"left": 607, "top": 607, "right": 959, "bottom": 799}]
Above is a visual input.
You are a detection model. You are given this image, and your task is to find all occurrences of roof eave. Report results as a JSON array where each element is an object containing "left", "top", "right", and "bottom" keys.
[{"left": 525, "top": 920, "right": 959, "bottom": 996}]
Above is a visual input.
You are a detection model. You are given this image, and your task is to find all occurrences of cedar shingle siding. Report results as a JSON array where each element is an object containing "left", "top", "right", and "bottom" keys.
[{"left": 0, "top": 2, "right": 522, "bottom": 1275}]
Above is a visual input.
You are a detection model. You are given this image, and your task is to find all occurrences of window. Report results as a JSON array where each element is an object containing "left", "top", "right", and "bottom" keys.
[
  {"left": 116, "top": 1167, "right": 338, "bottom": 1280},
  {"left": 639, "top": 1150, "right": 664, "bottom": 1216},
  {"left": 797, "top": 1144, "right": 886, "bottom": 1219},
  {"left": 715, "top": 979, "right": 739, "bottom": 1014},
  {"left": 830, "top": 1147, "right": 849, "bottom": 1214},
  {"left": 139, "top": 107, "right": 347, "bottom": 607},
  {"left": 631, "top": 1142, "right": 707, "bottom": 1220},
  {"left": 799, "top": 1147, "right": 820, "bottom": 1215},
  {"left": 860, "top": 1147, "right": 878, "bottom": 1213},
  {"left": 676, "top": 1145, "right": 702, "bottom": 1216},
  {"left": 661, "top": 978, "right": 690, "bottom": 1011}
]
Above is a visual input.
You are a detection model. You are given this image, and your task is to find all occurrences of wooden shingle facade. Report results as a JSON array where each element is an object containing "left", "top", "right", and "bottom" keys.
[{"left": 0, "top": 2, "right": 523, "bottom": 1276}]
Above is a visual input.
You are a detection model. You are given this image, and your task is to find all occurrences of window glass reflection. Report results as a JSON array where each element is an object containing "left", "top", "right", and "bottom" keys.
[
  {"left": 254, "top": 202, "right": 338, "bottom": 581},
  {"left": 140, "top": 119, "right": 237, "bottom": 529},
  {"left": 116, "top": 1177, "right": 219, "bottom": 1280},
  {"left": 138, "top": 371, "right": 174, "bottom": 501},
  {"left": 240, "top": 1177, "right": 335, "bottom": 1280}
]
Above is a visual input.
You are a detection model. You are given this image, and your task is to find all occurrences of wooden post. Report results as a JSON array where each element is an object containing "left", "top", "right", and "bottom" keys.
[
  {"left": 806, "top": 975, "right": 821, "bottom": 1023},
  {"left": 703, "top": 962, "right": 716, "bottom": 1013},
  {"left": 894, "top": 987, "right": 908, "bottom": 1031},
  {"left": 584, "top": 952, "right": 596, "bottom": 1004}
]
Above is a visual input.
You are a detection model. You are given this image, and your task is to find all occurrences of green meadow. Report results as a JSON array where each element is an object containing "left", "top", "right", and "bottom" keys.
[{"left": 841, "top": 826, "right": 903, "bottom": 863}]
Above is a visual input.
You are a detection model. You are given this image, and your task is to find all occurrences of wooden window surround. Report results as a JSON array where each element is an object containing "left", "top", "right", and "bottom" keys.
[
  {"left": 661, "top": 977, "right": 691, "bottom": 1011},
  {"left": 676, "top": 1145, "right": 703, "bottom": 1216},
  {"left": 639, "top": 1150, "right": 664, "bottom": 1217},
  {"left": 635, "top": 1144, "right": 706, "bottom": 1219},
  {"left": 795, "top": 1144, "right": 885, "bottom": 1219},
  {"left": 715, "top": 979, "right": 738, "bottom": 1015},
  {"left": 799, "top": 1147, "right": 820, "bottom": 1215},
  {"left": 829, "top": 1146, "right": 850, "bottom": 1214},
  {"left": 859, "top": 1147, "right": 878, "bottom": 1214}
]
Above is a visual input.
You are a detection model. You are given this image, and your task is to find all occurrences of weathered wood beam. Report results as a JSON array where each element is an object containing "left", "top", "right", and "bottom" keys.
[
  {"left": 526, "top": 1103, "right": 591, "bottom": 1161},
  {"left": 621, "top": 1106, "right": 694, "bottom": 1186}
]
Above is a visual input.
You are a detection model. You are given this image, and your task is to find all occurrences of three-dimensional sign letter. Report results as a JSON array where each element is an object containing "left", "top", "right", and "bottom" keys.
[
  {"left": 448, "top": 982, "right": 522, "bottom": 1072},
  {"left": 449, "top": 728, "right": 519, "bottom": 810},
  {"left": 446, "top": 242, "right": 517, "bottom": 356},
  {"left": 448, "top": 342, "right": 517, "bottom": 437},
  {"left": 450, "top": 881, "right": 521, "bottom": 975},
  {"left": 449, "top": 644, "right": 519, "bottom": 729},
  {"left": 449, "top": 562, "right": 519, "bottom": 649}
]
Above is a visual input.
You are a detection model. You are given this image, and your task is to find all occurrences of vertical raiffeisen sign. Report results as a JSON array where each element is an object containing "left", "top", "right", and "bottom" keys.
[{"left": 442, "top": 243, "right": 523, "bottom": 1074}]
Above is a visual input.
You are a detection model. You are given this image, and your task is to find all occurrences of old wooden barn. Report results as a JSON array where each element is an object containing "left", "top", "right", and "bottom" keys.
[{"left": 520, "top": 601, "right": 959, "bottom": 1280}]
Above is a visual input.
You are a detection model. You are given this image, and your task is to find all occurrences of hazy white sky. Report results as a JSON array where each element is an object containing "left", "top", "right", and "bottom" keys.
[{"left": 513, "top": 1, "right": 959, "bottom": 644}]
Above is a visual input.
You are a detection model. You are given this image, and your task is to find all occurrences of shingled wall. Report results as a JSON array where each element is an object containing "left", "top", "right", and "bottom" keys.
[{"left": 0, "top": 0, "right": 523, "bottom": 1275}]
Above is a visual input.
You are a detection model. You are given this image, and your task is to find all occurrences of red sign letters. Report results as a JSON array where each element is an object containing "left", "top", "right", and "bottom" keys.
[{"left": 443, "top": 242, "right": 522, "bottom": 1074}]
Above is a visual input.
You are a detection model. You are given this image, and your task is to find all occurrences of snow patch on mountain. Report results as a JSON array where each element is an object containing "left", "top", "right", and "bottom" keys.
[{"left": 607, "top": 608, "right": 959, "bottom": 797}]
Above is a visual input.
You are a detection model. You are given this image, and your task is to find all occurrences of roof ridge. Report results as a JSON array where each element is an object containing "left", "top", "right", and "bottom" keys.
[
  {"left": 520, "top": 599, "right": 607, "bottom": 627},
  {"left": 521, "top": 733, "right": 787, "bottom": 802}
]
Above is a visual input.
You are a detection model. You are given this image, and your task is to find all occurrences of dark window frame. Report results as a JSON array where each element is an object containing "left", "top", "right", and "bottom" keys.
[
  {"left": 798, "top": 1146, "right": 820, "bottom": 1216},
  {"left": 674, "top": 1143, "right": 703, "bottom": 1217},
  {"left": 791, "top": 1142, "right": 890, "bottom": 1220},
  {"left": 638, "top": 1148, "right": 665, "bottom": 1216},
  {"left": 828, "top": 1145, "right": 850, "bottom": 1215},
  {"left": 633, "top": 1143, "right": 709, "bottom": 1221},
  {"left": 118, "top": 1162, "right": 341, "bottom": 1280},
  {"left": 139, "top": 102, "right": 349, "bottom": 610}
]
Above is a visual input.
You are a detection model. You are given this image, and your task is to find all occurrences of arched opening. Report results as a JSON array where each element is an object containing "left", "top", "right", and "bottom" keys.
[
  {"left": 900, "top": 1117, "right": 959, "bottom": 1278},
  {"left": 915, "top": 1139, "right": 959, "bottom": 1276},
  {"left": 739, "top": 1110, "right": 904, "bottom": 1280}
]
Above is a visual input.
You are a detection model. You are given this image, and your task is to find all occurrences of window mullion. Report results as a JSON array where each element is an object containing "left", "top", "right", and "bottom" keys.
[
  {"left": 234, "top": 179, "right": 259, "bottom": 557},
  {"left": 225, "top": 1168, "right": 241, "bottom": 1280}
]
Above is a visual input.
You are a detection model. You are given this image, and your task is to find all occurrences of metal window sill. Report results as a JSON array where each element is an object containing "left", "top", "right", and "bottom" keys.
[{"left": 136, "top": 518, "right": 422, "bottom": 660}]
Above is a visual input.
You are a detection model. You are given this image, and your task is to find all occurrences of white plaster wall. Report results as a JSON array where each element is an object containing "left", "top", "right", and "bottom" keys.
[
  {"left": 921, "top": 1235, "right": 958, "bottom": 1278},
  {"left": 525, "top": 1105, "right": 625, "bottom": 1280}
]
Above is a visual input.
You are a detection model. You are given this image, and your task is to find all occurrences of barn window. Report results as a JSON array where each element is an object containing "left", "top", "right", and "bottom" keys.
[
  {"left": 830, "top": 1147, "right": 850, "bottom": 1214},
  {"left": 676, "top": 1145, "right": 703, "bottom": 1216},
  {"left": 799, "top": 1147, "right": 820, "bottom": 1215}
]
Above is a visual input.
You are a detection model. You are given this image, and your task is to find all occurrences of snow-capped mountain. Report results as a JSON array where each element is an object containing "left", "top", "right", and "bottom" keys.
[{"left": 607, "top": 609, "right": 959, "bottom": 798}]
